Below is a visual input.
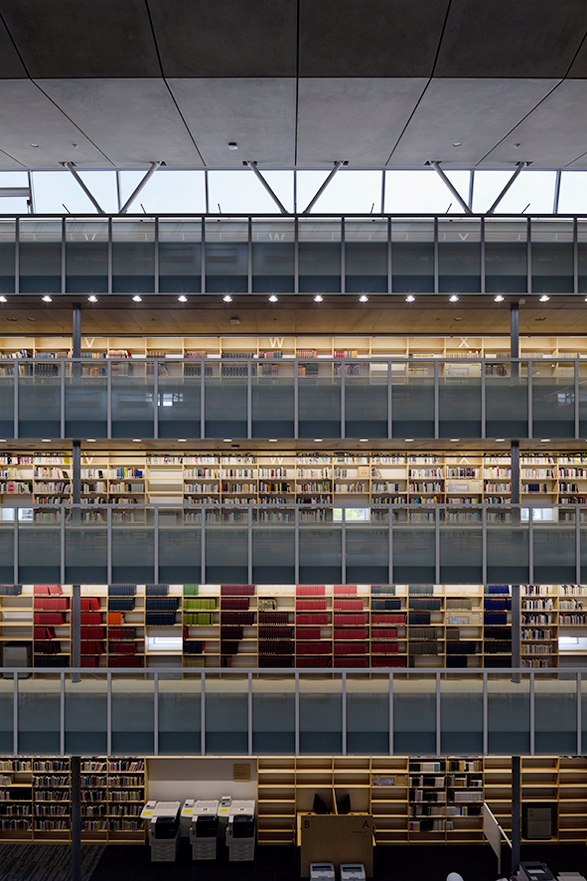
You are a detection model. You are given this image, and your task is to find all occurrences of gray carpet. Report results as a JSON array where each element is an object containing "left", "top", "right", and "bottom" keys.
[{"left": 0, "top": 844, "right": 105, "bottom": 881}]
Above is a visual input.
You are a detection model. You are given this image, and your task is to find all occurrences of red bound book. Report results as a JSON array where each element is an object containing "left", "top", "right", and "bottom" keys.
[
  {"left": 296, "top": 613, "right": 329, "bottom": 626},
  {"left": 333, "top": 628, "right": 366, "bottom": 640},
  {"left": 333, "top": 599, "right": 364, "bottom": 610},
  {"left": 295, "top": 628, "right": 321, "bottom": 640},
  {"left": 371, "top": 628, "right": 398, "bottom": 638},
  {"left": 334, "top": 642, "right": 367, "bottom": 655},
  {"left": 220, "top": 598, "right": 250, "bottom": 610},
  {"left": 333, "top": 585, "right": 357, "bottom": 595},
  {"left": 81, "top": 598, "right": 101, "bottom": 611},
  {"left": 221, "top": 585, "right": 255, "bottom": 596},
  {"left": 296, "top": 657, "right": 331, "bottom": 668},
  {"left": 296, "top": 599, "right": 327, "bottom": 611},
  {"left": 334, "top": 657, "right": 367, "bottom": 667},
  {"left": 33, "top": 612, "right": 65, "bottom": 624},
  {"left": 371, "top": 613, "right": 406, "bottom": 624},
  {"left": 81, "top": 657, "right": 99, "bottom": 668},
  {"left": 81, "top": 612, "right": 102, "bottom": 624},
  {"left": 296, "top": 585, "right": 326, "bottom": 596},
  {"left": 371, "top": 657, "right": 406, "bottom": 668},
  {"left": 81, "top": 626, "right": 106, "bottom": 640},
  {"left": 333, "top": 613, "right": 365, "bottom": 625},
  {"left": 296, "top": 642, "right": 331, "bottom": 654},
  {"left": 371, "top": 643, "right": 399, "bottom": 653}
]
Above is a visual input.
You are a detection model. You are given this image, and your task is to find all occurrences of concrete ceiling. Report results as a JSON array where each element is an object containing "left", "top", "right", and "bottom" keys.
[{"left": 0, "top": 0, "right": 585, "bottom": 170}]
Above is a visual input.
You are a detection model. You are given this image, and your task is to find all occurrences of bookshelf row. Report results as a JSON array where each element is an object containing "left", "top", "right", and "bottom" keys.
[
  {"left": 257, "top": 755, "right": 587, "bottom": 845},
  {"left": 0, "top": 757, "right": 145, "bottom": 842},
  {"left": 4, "top": 450, "right": 587, "bottom": 514},
  {"left": 1, "top": 583, "right": 586, "bottom": 669},
  {"left": 3, "top": 333, "right": 587, "bottom": 362}
]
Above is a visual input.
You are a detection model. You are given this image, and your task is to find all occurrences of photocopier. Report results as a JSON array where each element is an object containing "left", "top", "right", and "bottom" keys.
[
  {"left": 140, "top": 800, "right": 181, "bottom": 862},
  {"left": 226, "top": 799, "right": 256, "bottom": 862},
  {"left": 518, "top": 863, "right": 556, "bottom": 881},
  {"left": 187, "top": 799, "right": 220, "bottom": 860}
]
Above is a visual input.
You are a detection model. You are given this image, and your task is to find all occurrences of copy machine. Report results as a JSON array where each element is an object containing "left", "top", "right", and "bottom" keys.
[
  {"left": 188, "top": 800, "right": 220, "bottom": 860},
  {"left": 226, "top": 799, "right": 256, "bottom": 861},
  {"left": 141, "top": 801, "right": 181, "bottom": 862}
]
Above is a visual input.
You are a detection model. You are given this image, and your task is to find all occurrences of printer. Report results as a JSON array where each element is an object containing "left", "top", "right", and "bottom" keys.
[
  {"left": 310, "top": 864, "right": 336, "bottom": 881},
  {"left": 226, "top": 799, "right": 256, "bottom": 862},
  {"left": 519, "top": 863, "right": 556, "bottom": 881},
  {"left": 188, "top": 799, "right": 220, "bottom": 860},
  {"left": 141, "top": 801, "right": 181, "bottom": 862},
  {"left": 340, "top": 865, "right": 366, "bottom": 881}
]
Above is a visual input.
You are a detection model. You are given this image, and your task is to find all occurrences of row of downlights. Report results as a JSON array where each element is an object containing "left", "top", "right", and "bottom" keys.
[{"left": 0, "top": 293, "right": 561, "bottom": 304}]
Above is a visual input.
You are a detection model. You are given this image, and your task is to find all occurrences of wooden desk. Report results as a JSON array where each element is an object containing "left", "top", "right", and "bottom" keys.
[{"left": 296, "top": 812, "right": 374, "bottom": 877}]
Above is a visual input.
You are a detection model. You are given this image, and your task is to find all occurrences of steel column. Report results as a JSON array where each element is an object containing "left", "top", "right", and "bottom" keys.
[
  {"left": 511, "top": 756, "right": 521, "bottom": 877},
  {"left": 71, "top": 754, "right": 82, "bottom": 881}
]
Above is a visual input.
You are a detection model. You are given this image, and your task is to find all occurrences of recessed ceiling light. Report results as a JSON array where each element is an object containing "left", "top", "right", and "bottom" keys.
[
  {"left": 449, "top": 295, "right": 459, "bottom": 302},
  {"left": 540, "top": 438, "right": 550, "bottom": 442},
  {"left": 495, "top": 438, "right": 505, "bottom": 442},
  {"left": 41, "top": 438, "right": 51, "bottom": 443},
  {"left": 177, "top": 438, "right": 187, "bottom": 442},
  {"left": 223, "top": 295, "right": 233, "bottom": 303},
  {"left": 359, "top": 438, "right": 369, "bottom": 442},
  {"left": 405, "top": 438, "right": 414, "bottom": 442},
  {"left": 87, "top": 295, "right": 98, "bottom": 303},
  {"left": 132, "top": 295, "right": 142, "bottom": 302},
  {"left": 268, "top": 438, "right": 278, "bottom": 442},
  {"left": 405, "top": 295, "right": 415, "bottom": 302},
  {"left": 42, "top": 295, "right": 52, "bottom": 303},
  {"left": 539, "top": 295, "right": 550, "bottom": 302},
  {"left": 0, "top": 296, "right": 6, "bottom": 303},
  {"left": 30, "top": 143, "right": 39, "bottom": 148},
  {"left": 314, "top": 438, "right": 323, "bottom": 442},
  {"left": 132, "top": 438, "right": 142, "bottom": 442},
  {"left": 452, "top": 142, "right": 462, "bottom": 147},
  {"left": 314, "top": 295, "right": 323, "bottom": 302},
  {"left": 359, "top": 295, "right": 369, "bottom": 302},
  {"left": 268, "top": 295, "right": 278, "bottom": 303},
  {"left": 223, "top": 438, "right": 232, "bottom": 442},
  {"left": 86, "top": 438, "right": 96, "bottom": 442},
  {"left": 450, "top": 438, "right": 460, "bottom": 442},
  {"left": 494, "top": 295, "right": 504, "bottom": 302},
  {"left": 178, "top": 295, "right": 188, "bottom": 303}
]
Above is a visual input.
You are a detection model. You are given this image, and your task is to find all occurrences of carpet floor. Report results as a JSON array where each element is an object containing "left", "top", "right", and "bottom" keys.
[{"left": 0, "top": 844, "right": 105, "bottom": 881}]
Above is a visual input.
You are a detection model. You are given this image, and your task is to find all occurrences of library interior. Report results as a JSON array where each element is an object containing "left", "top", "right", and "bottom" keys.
[{"left": 0, "top": 2, "right": 587, "bottom": 881}]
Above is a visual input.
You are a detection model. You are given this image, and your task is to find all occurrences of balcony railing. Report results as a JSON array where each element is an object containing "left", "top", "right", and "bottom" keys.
[
  {"left": 0, "top": 357, "right": 585, "bottom": 440},
  {"left": 1, "top": 667, "right": 585, "bottom": 757},
  {"left": 1, "top": 502, "right": 587, "bottom": 584}
]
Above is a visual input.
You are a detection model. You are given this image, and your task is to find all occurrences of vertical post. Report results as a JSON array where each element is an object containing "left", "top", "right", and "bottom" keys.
[
  {"left": 153, "top": 361, "right": 159, "bottom": 440},
  {"left": 201, "top": 217, "right": 206, "bottom": 295},
  {"left": 247, "top": 503, "right": 253, "bottom": 585},
  {"left": 526, "top": 216, "right": 532, "bottom": 295},
  {"left": 107, "top": 506, "right": 113, "bottom": 585},
  {"left": 575, "top": 359, "right": 580, "bottom": 439},
  {"left": 201, "top": 503, "right": 206, "bottom": 584},
  {"left": 388, "top": 503, "right": 393, "bottom": 585},
  {"left": 482, "top": 672, "right": 488, "bottom": 755},
  {"left": 480, "top": 217, "right": 485, "bottom": 294},
  {"left": 61, "top": 217, "right": 66, "bottom": 294},
  {"left": 13, "top": 513, "right": 18, "bottom": 585},
  {"left": 72, "top": 440, "right": 81, "bottom": 680},
  {"left": 341, "top": 672, "right": 347, "bottom": 756},
  {"left": 154, "top": 217, "right": 159, "bottom": 295},
  {"left": 434, "top": 360, "right": 439, "bottom": 439},
  {"left": 511, "top": 438, "right": 521, "bottom": 679},
  {"left": 294, "top": 505, "right": 300, "bottom": 585},
  {"left": 530, "top": 671, "right": 535, "bottom": 755},
  {"left": 154, "top": 672, "right": 159, "bottom": 756},
  {"left": 433, "top": 216, "right": 439, "bottom": 294},
  {"left": 201, "top": 672, "right": 206, "bottom": 756},
  {"left": 294, "top": 360, "right": 299, "bottom": 439},
  {"left": 107, "top": 217, "right": 113, "bottom": 294},
  {"left": 340, "top": 217, "right": 345, "bottom": 295},
  {"left": 294, "top": 217, "right": 299, "bottom": 295},
  {"left": 481, "top": 357, "right": 486, "bottom": 439},
  {"left": 388, "top": 673, "right": 394, "bottom": 756},
  {"left": 577, "top": 672, "right": 582, "bottom": 756},
  {"left": 482, "top": 505, "right": 487, "bottom": 587},
  {"left": 248, "top": 217, "right": 253, "bottom": 294},
  {"left": 576, "top": 505, "right": 581, "bottom": 585},
  {"left": 341, "top": 508, "right": 346, "bottom": 584},
  {"left": 387, "top": 216, "right": 392, "bottom": 294},
  {"left": 247, "top": 360, "right": 252, "bottom": 439},
  {"left": 153, "top": 506, "right": 159, "bottom": 584},
  {"left": 72, "top": 302, "right": 81, "bottom": 358},
  {"left": 340, "top": 362, "right": 345, "bottom": 440},
  {"left": 435, "top": 506, "right": 440, "bottom": 585},
  {"left": 107, "top": 359, "right": 112, "bottom": 439},
  {"left": 106, "top": 672, "right": 112, "bottom": 755},
  {"left": 60, "top": 672, "right": 65, "bottom": 755},
  {"left": 13, "top": 356, "right": 19, "bottom": 440},
  {"left": 71, "top": 754, "right": 81, "bottom": 881},
  {"left": 294, "top": 672, "right": 300, "bottom": 756},
  {"left": 573, "top": 217, "right": 579, "bottom": 295},
  {"left": 12, "top": 673, "right": 18, "bottom": 755},
  {"left": 248, "top": 671, "right": 253, "bottom": 756},
  {"left": 511, "top": 756, "right": 521, "bottom": 877},
  {"left": 387, "top": 361, "right": 393, "bottom": 440},
  {"left": 15, "top": 217, "right": 20, "bottom": 295}
]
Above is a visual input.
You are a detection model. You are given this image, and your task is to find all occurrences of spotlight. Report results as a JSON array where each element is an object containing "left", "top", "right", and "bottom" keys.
[
  {"left": 87, "top": 295, "right": 98, "bottom": 303},
  {"left": 494, "top": 295, "right": 504, "bottom": 302},
  {"left": 405, "top": 295, "right": 415, "bottom": 302},
  {"left": 42, "top": 295, "right": 52, "bottom": 303},
  {"left": 178, "top": 295, "right": 188, "bottom": 302},
  {"left": 268, "top": 295, "right": 278, "bottom": 302},
  {"left": 0, "top": 296, "right": 7, "bottom": 303},
  {"left": 132, "top": 295, "right": 142, "bottom": 302},
  {"left": 359, "top": 295, "right": 369, "bottom": 302},
  {"left": 539, "top": 295, "right": 550, "bottom": 302},
  {"left": 449, "top": 295, "right": 459, "bottom": 302},
  {"left": 314, "top": 295, "right": 323, "bottom": 302},
  {"left": 223, "top": 295, "right": 233, "bottom": 303}
]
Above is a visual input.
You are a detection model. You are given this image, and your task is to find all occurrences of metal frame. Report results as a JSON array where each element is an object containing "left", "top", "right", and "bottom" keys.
[{"left": 4, "top": 666, "right": 585, "bottom": 759}]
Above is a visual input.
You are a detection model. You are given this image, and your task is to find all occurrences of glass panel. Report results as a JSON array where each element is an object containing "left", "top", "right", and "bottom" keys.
[
  {"left": 298, "top": 221, "right": 341, "bottom": 293},
  {"left": 159, "top": 220, "right": 201, "bottom": 293},
  {"left": 392, "top": 511, "right": 436, "bottom": 583},
  {"left": 112, "top": 220, "right": 155, "bottom": 293},
  {"left": 158, "top": 362, "right": 201, "bottom": 439},
  {"left": 205, "top": 362, "right": 247, "bottom": 438},
  {"left": 19, "top": 220, "right": 62, "bottom": 294},
  {"left": 345, "top": 362, "right": 388, "bottom": 439},
  {"left": 205, "top": 221, "right": 248, "bottom": 293},
  {"left": 535, "top": 677, "right": 577, "bottom": 753},
  {"left": 252, "top": 221, "right": 295, "bottom": 293},
  {"left": 0, "top": 679, "right": 12, "bottom": 752},
  {"left": 253, "top": 360, "right": 295, "bottom": 438},
  {"left": 533, "top": 518, "right": 576, "bottom": 584},
  {"left": 299, "top": 515, "right": 342, "bottom": 583},
  {"left": 65, "top": 517, "right": 107, "bottom": 584},
  {"left": 0, "top": 519, "right": 14, "bottom": 582},
  {"left": 209, "top": 170, "right": 293, "bottom": 214},
  {"left": 486, "top": 361, "right": 528, "bottom": 438},
  {"left": 531, "top": 220, "right": 574, "bottom": 293},
  {"left": 345, "top": 220, "right": 387, "bottom": 293},
  {"left": 111, "top": 509, "right": 154, "bottom": 583},
  {"left": 385, "top": 170, "right": 469, "bottom": 214},
  {"left": 439, "top": 361, "right": 482, "bottom": 438},
  {"left": 439, "top": 511, "right": 483, "bottom": 584},
  {"left": 158, "top": 674, "right": 201, "bottom": 754},
  {"left": 0, "top": 219, "right": 15, "bottom": 294},
  {"left": 487, "top": 511, "right": 529, "bottom": 584},
  {"left": 112, "top": 679, "right": 154, "bottom": 753},
  {"left": 252, "top": 676, "right": 295, "bottom": 753},
  {"left": 65, "top": 364, "right": 107, "bottom": 438},
  {"left": 252, "top": 512, "right": 295, "bottom": 583},
  {"left": 298, "top": 362, "right": 341, "bottom": 438},
  {"left": 206, "top": 677, "right": 248, "bottom": 753},
  {"left": 485, "top": 220, "right": 527, "bottom": 294},
  {"left": 487, "top": 674, "right": 530, "bottom": 753},
  {"left": 18, "top": 363, "right": 61, "bottom": 439},
  {"left": 205, "top": 511, "right": 248, "bottom": 583},
  {"left": 346, "top": 518, "right": 389, "bottom": 584},
  {"left": 559, "top": 171, "right": 587, "bottom": 214},
  {"left": 391, "top": 221, "right": 434, "bottom": 293},
  {"left": 19, "top": 685, "right": 60, "bottom": 752},
  {"left": 440, "top": 677, "right": 483, "bottom": 754},
  {"left": 0, "top": 369, "right": 14, "bottom": 439},
  {"left": 111, "top": 360, "right": 155, "bottom": 439},
  {"left": 18, "top": 518, "right": 60, "bottom": 583},
  {"left": 306, "top": 171, "right": 383, "bottom": 214},
  {"left": 65, "top": 674, "right": 107, "bottom": 753},
  {"left": 579, "top": 221, "right": 587, "bottom": 295},
  {"left": 159, "top": 508, "right": 201, "bottom": 583},
  {"left": 65, "top": 220, "right": 108, "bottom": 293},
  {"left": 299, "top": 675, "right": 342, "bottom": 754},
  {"left": 392, "top": 362, "right": 435, "bottom": 438},
  {"left": 438, "top": 219, "right": 481, "bottom": 293},
  {"left": 532, "top": 360, "right": 575, "bottom": 439},
  {"left": 347, "top": 677, "right": 389, "bottom": 753},
  {"left": 393, "top": 673, "right": 436, "bottom": 754}
]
